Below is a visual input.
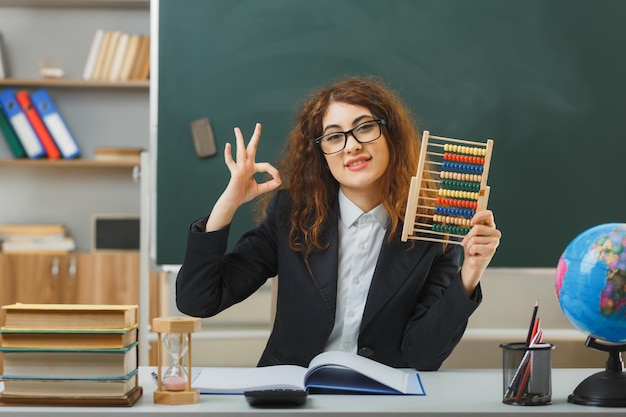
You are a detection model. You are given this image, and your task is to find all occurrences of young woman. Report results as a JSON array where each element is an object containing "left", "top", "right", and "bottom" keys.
[{"left": 176, "top": 76, "right": 501, "bottom": 370}]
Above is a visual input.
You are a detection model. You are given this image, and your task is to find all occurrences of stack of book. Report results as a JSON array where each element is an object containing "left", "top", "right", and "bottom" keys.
[
  {"left": 0, "top": 304, "right": 142, "bottom": 406},
  {"left": 0, "top": 88, "right": 80, "bottom": 160},
  {"left": 82, "top": 29, "right": 150, "bottom": 82},
  {"left": 0, "top": 224, "right": 75, "bottom": 254}
]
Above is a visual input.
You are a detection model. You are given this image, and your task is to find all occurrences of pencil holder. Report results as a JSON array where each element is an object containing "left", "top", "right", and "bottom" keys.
[{"left": 500, "top": 342, "right": 554, "bottom": 406}]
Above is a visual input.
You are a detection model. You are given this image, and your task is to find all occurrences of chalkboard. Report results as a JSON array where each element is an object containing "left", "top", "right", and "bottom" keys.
[{"left": 157, "top": 0, "right": 626, "bottom": 267}]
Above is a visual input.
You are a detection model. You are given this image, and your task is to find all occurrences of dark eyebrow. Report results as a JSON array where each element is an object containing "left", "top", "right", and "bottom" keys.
[{"left": 321, "top": 114, "right": 374, "bottom": 134}]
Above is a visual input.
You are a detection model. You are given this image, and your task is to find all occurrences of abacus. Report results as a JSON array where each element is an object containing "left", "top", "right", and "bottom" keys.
[{"left": 401, "top": 131, "right": 493, "bottom": 244}]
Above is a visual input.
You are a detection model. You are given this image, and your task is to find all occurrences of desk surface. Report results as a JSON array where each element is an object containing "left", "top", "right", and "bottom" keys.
[{"left": 1, "top": 367, "right": 624, "bottom": 416}]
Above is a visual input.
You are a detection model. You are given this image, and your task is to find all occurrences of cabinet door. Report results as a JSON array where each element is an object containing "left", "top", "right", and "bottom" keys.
[
  {"left": 59, "top": 252, "right": 93, "bottom": 304},
  {"left": 0, "top": 254, "right": 10, "bottom": 328},
  {"left": 83, "top": 251, "right": 140, "bottom": 305},
  {"left": 0, "top": 254, "right": 11, "bottom": 308},
  {"left": 1, "top": 252, "right": 139, "bottom": 305},
  {"left": 2, "top": 253, "right": 68, "bottom": 304}
]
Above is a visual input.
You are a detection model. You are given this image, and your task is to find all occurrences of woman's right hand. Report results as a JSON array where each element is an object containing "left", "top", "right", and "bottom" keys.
[{"left": 205, "top": 123, "right": 281, "bottom": 232}]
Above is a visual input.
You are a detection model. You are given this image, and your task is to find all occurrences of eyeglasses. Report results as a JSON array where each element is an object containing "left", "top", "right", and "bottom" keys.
[{"left": 314, "top": 119, "right": 387, "bottom": 155}]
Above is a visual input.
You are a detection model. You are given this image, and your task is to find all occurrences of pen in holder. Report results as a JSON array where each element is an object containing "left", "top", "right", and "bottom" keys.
[{"left": 501, "top": 342, "right": 554, "bottom": 405}]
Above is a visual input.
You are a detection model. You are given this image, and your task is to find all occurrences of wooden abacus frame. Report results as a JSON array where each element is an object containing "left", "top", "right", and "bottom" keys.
[{"left": 401, "top": 131, "right": 493, "bottom": 245}]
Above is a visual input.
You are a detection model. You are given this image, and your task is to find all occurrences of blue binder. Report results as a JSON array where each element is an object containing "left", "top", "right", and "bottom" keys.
[
  {"left": 30, "top": 89, "right": 81, "bottom": 159},
  {"left": 0, "top": 88, "right": 45, "bottom": 159}
]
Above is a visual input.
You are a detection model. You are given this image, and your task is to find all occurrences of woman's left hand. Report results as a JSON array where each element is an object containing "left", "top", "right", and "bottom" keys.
[{"left": 460, "top": 210, "right": 501, "bottom": 295}]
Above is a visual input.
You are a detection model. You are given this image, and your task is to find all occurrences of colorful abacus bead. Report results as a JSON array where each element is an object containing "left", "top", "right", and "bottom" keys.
[
  {"left": 434, "top": 207, "right": 475, "bottom": 218},
  {"left": 432, "top": 215, "right": 472, "bottom": 228},
  {"left": 438, "top": 189, "right": 480, "bottom": 200},
  {"left": 440, "top": 179, "right": 480, "bottom": 191},
  {"left": 443, "top": 144, "right": 487, "bottom": 156},
  {"left": 440, "top": 171, "right": 483, "bottom": 183},
  {"left": 436, "top": 198, "right": 479, "bottom": 210},
  {"left": 431, "top": 224, "right": 471, "bottom": 235},
  {"left": 441, "top": 162, "right": 484, "bottom": 174},
  {"left": 443, "top": 153, "right": 485, "bottom": 165}
]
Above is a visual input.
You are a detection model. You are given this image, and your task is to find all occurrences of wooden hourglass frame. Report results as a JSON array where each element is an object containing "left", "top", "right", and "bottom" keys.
[
  {"left": 152, "top": 316, "right": 201, "bottom": 405},
  {"left": 402, "top": 131, "right": 493, "bottom": 244}
]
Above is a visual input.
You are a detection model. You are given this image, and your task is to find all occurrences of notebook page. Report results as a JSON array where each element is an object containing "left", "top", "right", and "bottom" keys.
[{"left": 192, "top": 365, "right": 306, "bottom": 394}]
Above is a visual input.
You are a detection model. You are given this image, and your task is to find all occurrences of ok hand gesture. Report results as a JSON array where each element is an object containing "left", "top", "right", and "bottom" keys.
[{"left": 205, "top": 123, "right": 282, "bottom": 232}]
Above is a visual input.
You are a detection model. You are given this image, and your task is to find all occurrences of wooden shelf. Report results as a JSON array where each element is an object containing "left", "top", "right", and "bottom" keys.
[
  {"left": 0, "top": 0, "right": 148, "bottom": 8},
  {"left": 0, "top": 79, "right": 149, "bottom": 88},
  {"left": 0, "top": 158, "right": 139, "bottom": 168}
]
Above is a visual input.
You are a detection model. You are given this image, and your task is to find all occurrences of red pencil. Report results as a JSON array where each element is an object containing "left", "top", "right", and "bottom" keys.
[{"left": 515, "top": 325, "right": 542, "bottom": 402}]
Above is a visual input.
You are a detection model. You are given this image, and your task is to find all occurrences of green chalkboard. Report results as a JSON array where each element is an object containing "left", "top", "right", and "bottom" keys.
[{"left": 157, "top": 0, "right": 626, "bottom": 267}]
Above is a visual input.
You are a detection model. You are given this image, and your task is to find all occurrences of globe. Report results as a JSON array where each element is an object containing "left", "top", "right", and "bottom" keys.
[{"left": 555, "top": 223, "right": 626, "bottom": 343}]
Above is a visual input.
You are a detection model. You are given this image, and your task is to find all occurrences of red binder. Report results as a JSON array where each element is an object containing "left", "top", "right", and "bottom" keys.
[{"left": 15, "top": 90, "right": 61, "bottom": 159}]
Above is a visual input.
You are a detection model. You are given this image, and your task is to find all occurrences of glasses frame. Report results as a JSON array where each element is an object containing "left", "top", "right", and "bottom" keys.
[{"left": 314, "top": 119, "right": 387, "bottom": 155}]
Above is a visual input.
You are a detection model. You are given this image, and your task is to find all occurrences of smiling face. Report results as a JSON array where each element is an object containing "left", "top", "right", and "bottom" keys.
[{"left": 321, "top": 102, "right": 390, "bottom": 211}]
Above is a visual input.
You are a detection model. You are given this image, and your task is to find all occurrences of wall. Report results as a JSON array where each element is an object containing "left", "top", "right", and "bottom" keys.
[{"left": 442, "top": 268, "right": 606, "bottom": 369}]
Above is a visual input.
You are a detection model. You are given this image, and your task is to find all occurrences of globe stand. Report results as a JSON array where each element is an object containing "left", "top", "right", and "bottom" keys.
[{"left": 568, "top": 336, "right": 626, "bottom": 407}]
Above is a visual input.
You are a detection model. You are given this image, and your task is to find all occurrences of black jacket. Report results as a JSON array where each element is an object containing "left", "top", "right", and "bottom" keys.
[{"left": 176, "top": 190, "right": 481, "bottom": 370}]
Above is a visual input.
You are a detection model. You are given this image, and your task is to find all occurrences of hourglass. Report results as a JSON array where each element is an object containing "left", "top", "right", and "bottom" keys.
[{"left": 152, "top": 317, "right": 201, "bottom": 405}]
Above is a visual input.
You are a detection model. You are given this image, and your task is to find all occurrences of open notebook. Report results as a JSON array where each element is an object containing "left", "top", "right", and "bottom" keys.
[{"left": 191, "top": 351, "right": 425, "bottom": 395}]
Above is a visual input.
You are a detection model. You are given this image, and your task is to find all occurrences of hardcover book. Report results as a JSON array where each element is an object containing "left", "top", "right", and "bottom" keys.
[
  {"left": 192, "top": 350, "right": 425, "bottom": 395},
  {"left": 0, "top": 326, "right": 137, "bottom": 349},
  {"left": 0, "top": 31, "right": 9, "bottom": 79},
  {"left": 0, "top": 386, "right": 142, "bottom": 407},
  {"left": 91, "top": 30, "right": 112, "bottom": 81},
  {"left": 99, "top": 30, "right": 122, "bottom": 81},
  {"left": 1, "top": 236, "right": 75, "bottom": 254},
  {"left": 119, "top": 34, "right": 140, "bottom": 81},
  {"left": 107, "top": 33, "right": 129, "bottom": 81},
  {"left": 1, "top": 370, "right": 138, "bottom": 397},
  {"left": 94, "top": 147, "right": 142, "bottom": 164},
  {"left": 0, "top": 224, "right": 67, "bottom": 237},
  {"left": 0, "top": 343, "right": 138, "bottom": 379},
  {"left": 130, "top": 35, "right": 150, "bottom": 80},
  {"left": 1, "top": 304, "right": 138, "bottom": 330},
  {"left": 82, "top": 29, "right": 104, "bottom": 80}
]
